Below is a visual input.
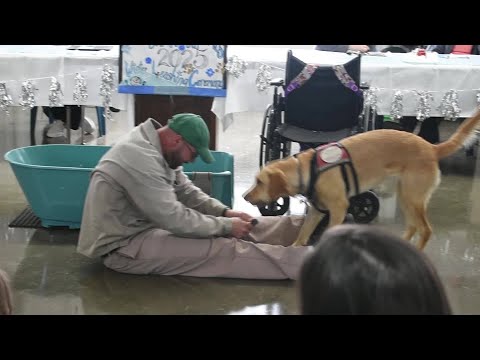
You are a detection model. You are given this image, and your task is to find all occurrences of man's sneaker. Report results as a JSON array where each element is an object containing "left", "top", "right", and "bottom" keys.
[
  {"left": 46, "top": 120, "right": 66, "bottom": 138},
  {"left": 82, "top": 116, "right": 97, "bottom": 135},
  {"left": 42, "top": 123, "right": 67, "bottom": 144}
]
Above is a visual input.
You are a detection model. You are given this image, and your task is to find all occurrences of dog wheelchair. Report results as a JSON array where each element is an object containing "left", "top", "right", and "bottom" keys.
[{"left": 258, "top": 50, "right": 380, "bottom": 224}]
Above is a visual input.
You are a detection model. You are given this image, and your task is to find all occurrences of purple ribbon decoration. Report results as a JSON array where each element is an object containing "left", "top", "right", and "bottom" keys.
[
  {"left": 285, "top": 63, "right": 362, "bottom": 97},
  {"left": 284, "top": 64, "right": 318, "bottom": 96},
  {"left": 333, "top": 65, "right": 363, "bottom": 97}
]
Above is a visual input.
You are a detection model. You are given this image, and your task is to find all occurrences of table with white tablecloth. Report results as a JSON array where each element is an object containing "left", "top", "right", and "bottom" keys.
[
  {"left": 0, "top": 45, "right": 135, "bottom": 143},
  {"left": 0, "top": 45, "right": 129, "bottom": 109},
  {"left": 213, "top": 46, "right": 480, "bottom": 130}
]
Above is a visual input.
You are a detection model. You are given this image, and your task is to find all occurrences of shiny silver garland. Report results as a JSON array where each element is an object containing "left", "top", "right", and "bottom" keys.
[
  {"left": 256, "top": 64, "right": 272, "bottom": 92},
  {"left": 48, "top": 77, "right": 63, "bottom": 107},
  {"left": 99, "top": 64, "right": 116, "bottom": 122},
  {"left": 18, "top": 80, "right": 36, "bottom": 110},
  {"left": 415, "top": 91, "right": 434, "bottom": 121},
  {"left": 364, "top": 87, "right": 379, "bottom": 112},
  {"left": 73, "top": 73, "right": 88, "bottom": 104},
  {"left": 476, "top": 90, "right": 480, "bottom": 108},
  {"left": 0, "top": 82, "right": 14, "bottom": 115},
  {"left": 225, "top": 55, "right": 248, "bottom": 79},
  {"left": 438, "top": 89, "right": 461, "bottom": 120},
  {"left": 390, "top": 90, "right": 404, "bottom": 120}
]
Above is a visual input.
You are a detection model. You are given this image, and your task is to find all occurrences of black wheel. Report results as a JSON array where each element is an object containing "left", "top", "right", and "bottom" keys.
[
  {"left": 258, "top": 104, "right": 291, "bottom": 216},
  {"left": 259, "top": 105, "right": 291, "bottom": 167},
  {"left": 348, "top": 190, "right": 380, "bottom": 224},
  {"left": 258, "top": 196, "right": 290, "bottom": 216},
  {"left": 259, "top": 105, "right": 273, "bottom": 168}
]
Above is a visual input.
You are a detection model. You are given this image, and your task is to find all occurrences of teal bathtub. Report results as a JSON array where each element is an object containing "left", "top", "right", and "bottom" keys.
[
  {"left": 4, "top": 145, "right": 111, "bottom": 229},
  {"left": 5, "top": 145, "right": 234, "bottom": 229},
  {"left": 183, "top": 151, "right": 234, "bottom": 208}
]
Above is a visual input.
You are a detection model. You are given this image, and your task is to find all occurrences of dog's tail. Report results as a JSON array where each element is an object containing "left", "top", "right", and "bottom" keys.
[{"left": 435, "top": 109, "right": 480, "bottom": 159}]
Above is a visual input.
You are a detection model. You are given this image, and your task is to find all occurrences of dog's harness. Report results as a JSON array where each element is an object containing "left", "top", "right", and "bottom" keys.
[{"left": 294, "top": 142, "right": 359, "bottom": 213}]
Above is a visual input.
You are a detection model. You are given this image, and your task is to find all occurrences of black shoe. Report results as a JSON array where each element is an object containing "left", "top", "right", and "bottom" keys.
[{"left": 109, "top": 107, "right": 120, "bottom": 113}]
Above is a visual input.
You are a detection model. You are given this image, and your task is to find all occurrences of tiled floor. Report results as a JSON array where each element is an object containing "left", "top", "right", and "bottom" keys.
[{"left": 2, "top": 107, "right": 480, "bottom": 314}]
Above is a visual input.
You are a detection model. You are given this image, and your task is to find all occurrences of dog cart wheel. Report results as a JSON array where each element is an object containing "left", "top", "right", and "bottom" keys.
[
  {"left": 257, "top": 196, "right": 291, "bottom": 217},
  {"left": 348, "top": 190, "right": 380, "bottom": 224},
  {"left": 258, "top": 104, "right": 291, "bottom": 216}
]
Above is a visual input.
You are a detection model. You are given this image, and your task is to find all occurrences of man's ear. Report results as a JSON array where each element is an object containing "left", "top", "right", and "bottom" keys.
[
  {"left": 166, "top": 131, "right": 182, "bottom": 146},
  {"left": 173, "top": 133, "right": 183, "bottom": 143}
]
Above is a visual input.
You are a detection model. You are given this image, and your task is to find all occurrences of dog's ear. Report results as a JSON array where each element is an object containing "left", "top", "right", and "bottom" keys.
[{"left": 266, "top": 168, "right": 289, "bottom": 199}]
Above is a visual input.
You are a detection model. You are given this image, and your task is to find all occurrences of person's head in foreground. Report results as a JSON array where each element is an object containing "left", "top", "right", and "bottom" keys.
[
  {"left": 0, "top": 269, "right": 13, "bottom": 315},
  {"left": 159, "top": 113, "right": 214, "bottom": 169},
  {"left": 299, "top": 224, "right": 452, "bottom": 315}
]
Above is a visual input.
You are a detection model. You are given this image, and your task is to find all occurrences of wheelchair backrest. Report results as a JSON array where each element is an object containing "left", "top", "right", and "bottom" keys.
[{"left": 284, "top": 50, "right": 364, "bottom": 132}]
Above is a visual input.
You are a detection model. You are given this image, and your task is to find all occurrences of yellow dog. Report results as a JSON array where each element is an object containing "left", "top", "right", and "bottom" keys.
[{"left": 244, "top": 110, "right": 480, "bottom": 250}]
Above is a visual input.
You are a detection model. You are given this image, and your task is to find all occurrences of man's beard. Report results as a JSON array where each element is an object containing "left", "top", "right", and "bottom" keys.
[{"left": 165, "top": 151, "right": 184, "bottom": 169}]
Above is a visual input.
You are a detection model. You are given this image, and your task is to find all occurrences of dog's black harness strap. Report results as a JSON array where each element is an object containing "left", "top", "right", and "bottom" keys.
[
  {"left": 340, "top": 164, "right": 350, "bottom": 194},
  {"left": 306, "top": 153, "right": 317, "bottom": 199},
  {"left": 293, "top": 153, "right": 305, "bottom": 194},
  {"left": 306, "top": 157, "right": 354, "bottom": 199},
  {"left": 338, "top": 143, "right": 360, "bottom": 196},
  {"left": 305, "top": 143, "right": 360, "bottom": 213},
  {"left": 306, "top": 154, "right": 329, "bottom": 214}
]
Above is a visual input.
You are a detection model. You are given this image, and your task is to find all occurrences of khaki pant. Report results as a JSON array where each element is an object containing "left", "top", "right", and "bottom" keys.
[{"left": 103, "top": 215, "right": 311, "bottom": 280}]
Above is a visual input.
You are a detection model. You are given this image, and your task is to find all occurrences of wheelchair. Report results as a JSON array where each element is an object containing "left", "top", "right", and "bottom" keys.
[{"left": 258, "top": 50, "right": 380, "bottom": 224}]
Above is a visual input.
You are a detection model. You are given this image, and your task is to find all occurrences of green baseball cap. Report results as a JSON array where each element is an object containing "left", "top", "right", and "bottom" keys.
[{"left": 168, "top": 113, "right": 214, "bottom": 163}]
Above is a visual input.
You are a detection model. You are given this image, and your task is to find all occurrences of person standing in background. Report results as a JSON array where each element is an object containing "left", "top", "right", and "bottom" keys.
[
  {"left": 427, "top": 45, "right": 480, "bottom": 55},
  {"left": 315, "top": 45, "right": 376, "bottom": 53},
  {"left": 413, "top": 45, "right": 480, "bottom": 150}
]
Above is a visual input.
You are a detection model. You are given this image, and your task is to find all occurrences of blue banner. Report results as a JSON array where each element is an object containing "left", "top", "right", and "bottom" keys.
[{"left": 119, "top": 45, "right": 227, "bottom": 97}]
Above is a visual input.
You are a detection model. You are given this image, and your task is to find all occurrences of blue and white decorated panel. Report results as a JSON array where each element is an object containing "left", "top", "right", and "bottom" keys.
[{"left": 118, "top": 45, "right": 227, "bottom": 97}]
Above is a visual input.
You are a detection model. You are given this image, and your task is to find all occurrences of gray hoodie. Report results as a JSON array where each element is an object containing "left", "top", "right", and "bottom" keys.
[{"left": 77, "top": 118, "right": 232, "bottom": 258}]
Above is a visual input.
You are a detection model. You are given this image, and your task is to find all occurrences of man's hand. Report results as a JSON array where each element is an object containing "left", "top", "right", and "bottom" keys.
[
  {"left": 348, "top": 45, "right": 370, "bottom": 53},
  {"left": 224, "top": 209, "right": 254, "bottom": 222},
  {"left": 230, "top": 218, "right": 253, "bottom": 239}
]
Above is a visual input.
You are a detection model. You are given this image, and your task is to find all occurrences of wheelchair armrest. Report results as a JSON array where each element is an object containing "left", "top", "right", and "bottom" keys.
[{"left": 270, "top": 78, "right": 284, "bottom": 87}]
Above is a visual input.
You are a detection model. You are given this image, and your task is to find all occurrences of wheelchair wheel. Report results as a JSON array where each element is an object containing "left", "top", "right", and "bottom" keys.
[
  {"left": 259, "top": 105, "right": 291, "bottom": 167},
  {"left": 348, "top": 190, "right": 380, "bottom": 224},
  {"left": 258, "top": 105, "right": 291, "bottom": 216},
  {"left": 258, "top": 197, "right": 290, "bottom": 217},
  {"left": 259, "top": 105, "right": 273, "bottom": 168}
]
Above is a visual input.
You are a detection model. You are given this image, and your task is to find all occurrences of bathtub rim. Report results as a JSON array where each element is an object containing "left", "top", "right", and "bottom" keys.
[{"left": 4, "top": 144, "right": 110, "bottom": 172}]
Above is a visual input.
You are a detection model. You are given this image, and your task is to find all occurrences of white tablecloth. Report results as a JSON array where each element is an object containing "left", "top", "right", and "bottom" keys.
[
  {"left": 0, "top": 45, "right": 128, "bottom": 109},
  {"left": 213, "top": 46, "right": 480, "bottom": 130}
]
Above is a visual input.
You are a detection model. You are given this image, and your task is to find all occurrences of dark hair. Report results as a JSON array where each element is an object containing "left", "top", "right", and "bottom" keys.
[{"left": 299, "top": 224, "right": 452, "bottom": 315}]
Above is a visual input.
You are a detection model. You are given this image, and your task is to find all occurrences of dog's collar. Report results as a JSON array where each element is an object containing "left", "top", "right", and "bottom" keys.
[{"left": 293, "top": 153, "right": 305, "bottom": 195}]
